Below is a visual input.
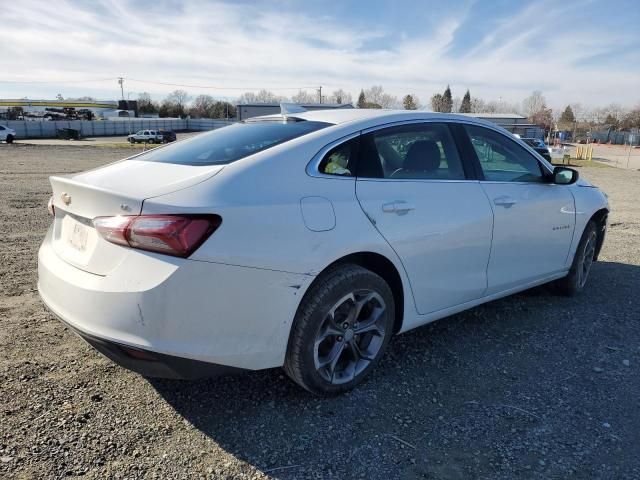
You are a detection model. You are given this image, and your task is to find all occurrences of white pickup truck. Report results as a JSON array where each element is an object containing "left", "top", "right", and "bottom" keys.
[
  {"left": 127, "top": 130, "right": 163, "bottom": 144},
  {"left": 0, "top": 125, "right": 16, "bottom": 143}
]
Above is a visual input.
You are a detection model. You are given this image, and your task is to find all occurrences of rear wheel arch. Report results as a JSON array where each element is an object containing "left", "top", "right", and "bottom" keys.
[{"left": 298, "top": 252, "right": 405, "bottom": 335}]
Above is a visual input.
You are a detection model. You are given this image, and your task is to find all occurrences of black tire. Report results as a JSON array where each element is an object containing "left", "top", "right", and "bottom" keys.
[
  {"left": 284, "top": 264, "right": 395, "bottom": 395},
  {"left": 6, "top": 134, "right": 14, "bottom": 144},
  {"left": 554, "top": 220, "right": 598, "bottom": 296}
]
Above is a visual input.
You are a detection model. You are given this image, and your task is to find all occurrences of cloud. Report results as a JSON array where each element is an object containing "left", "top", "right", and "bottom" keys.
[{"left": 0, "top": 0, "right": 638, "bottom": 108}]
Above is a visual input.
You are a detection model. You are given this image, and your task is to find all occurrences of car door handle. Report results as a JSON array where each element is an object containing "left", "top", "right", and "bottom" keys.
[
  {"left": 382, "top": 201, "right": 416, "bottom": 214},
  {"left": 493, "top": 195, "right": 517, "bottom": 207}
]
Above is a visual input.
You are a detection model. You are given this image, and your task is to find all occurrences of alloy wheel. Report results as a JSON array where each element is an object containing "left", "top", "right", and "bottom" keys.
[
  {"left": 578, "top": 231, "right": 597, "bottom": 288},
  {"left": 313, "top": 290, "right": 387, "bottom": 385}
]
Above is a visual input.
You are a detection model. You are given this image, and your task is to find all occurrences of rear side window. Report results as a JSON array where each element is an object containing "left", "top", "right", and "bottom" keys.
[
  {"left": 357, "top": 123, "right": 465, "bottom": 180},
  {"left": 319, "top": 137, "right": 359, "bottom": 176},
  {"left": 137, "top": 120, "right": 331, "bottom": 166}
]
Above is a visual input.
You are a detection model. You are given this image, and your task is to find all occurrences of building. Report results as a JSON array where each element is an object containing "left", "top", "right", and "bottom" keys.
[
  {"left": 0, "top": 99, "right": 136, "bottom": 120},
  {"left": 463, "top": 113, "right": 544, "bottom": 139},
  {"left": 236, "top": 103, "right": 353, "bottom": 121}
]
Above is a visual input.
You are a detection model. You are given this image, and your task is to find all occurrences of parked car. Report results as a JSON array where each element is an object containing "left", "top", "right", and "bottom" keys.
[
  {"left": 127, "top": 130, "right": 163, "bottom": 144},
  {"left": 158, "top": 130, "right": 176, "bottom": 143},
  {"left": 38, "top": 110, "right": 609, "bottom": 395},
  {"left": 57, "top": 128, "right": 81, "bottom": 140},
  {"left": 0, "top": 125, "right": 16, "bottom": 143},
  {"left": 522, "top": 137, "right": 552, "bottom": 162}
]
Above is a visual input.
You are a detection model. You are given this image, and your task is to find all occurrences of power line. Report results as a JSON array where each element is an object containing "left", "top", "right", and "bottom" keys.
[
  {"left": 0, "top": 76, "right": 320, "bottom": 93},
  {"left": 125, "top": 78, "right": 318, "bottom": 91},
  {"left": 0, "top": 77, "right": 116, "bottom": 84}
]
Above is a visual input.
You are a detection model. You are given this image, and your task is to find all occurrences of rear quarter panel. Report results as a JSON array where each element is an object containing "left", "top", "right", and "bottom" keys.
[{"left": 141, "top": 132, "right": 419, "bottom": 323}]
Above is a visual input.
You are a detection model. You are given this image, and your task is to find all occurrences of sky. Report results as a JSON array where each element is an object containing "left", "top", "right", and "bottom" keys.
[{"left": 1, "top": 0, "right": 639, "bottom": 109}]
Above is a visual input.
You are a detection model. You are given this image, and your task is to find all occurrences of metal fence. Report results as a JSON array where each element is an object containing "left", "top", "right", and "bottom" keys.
[
  {"left": 591, "top": 129, "right": 640, "bottom": 146},
  {"left": 0, "top": 118, "right": 234, "bottom": 139}
]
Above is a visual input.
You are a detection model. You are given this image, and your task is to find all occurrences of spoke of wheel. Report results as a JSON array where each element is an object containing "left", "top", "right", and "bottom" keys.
[
  {"left": 315, "top": 322, "right": 342, "bottom": 347},
  {"left": 350, "top": 292, "right": 377, "bottom": 323},
  {"left": 354, "top": 306, "right": 385, "bottom": 336},
  {"left": 354, "top": 323, "right": 383, "bottom": 336},
  {"left": 328, "top": 342, "right": 346, "bottom": 380},
  {"left": 349, "top": 340, "right": 374, "bottom": 362},
  {"left": 318, "top": 340, "right": 345, "bottom": 371}
]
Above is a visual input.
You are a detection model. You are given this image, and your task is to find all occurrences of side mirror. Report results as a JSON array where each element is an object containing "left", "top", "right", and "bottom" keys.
[{"left": 553, "top": 166, "right": 578, "bottom": 185}]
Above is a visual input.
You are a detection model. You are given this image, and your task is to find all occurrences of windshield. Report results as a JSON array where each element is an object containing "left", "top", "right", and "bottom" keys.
[{"left": 135, "top": 120, "right": 331, "bottom": 166}]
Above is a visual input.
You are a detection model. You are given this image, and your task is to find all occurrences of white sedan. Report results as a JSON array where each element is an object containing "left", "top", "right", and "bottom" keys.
[
  {"left": 38, "top": 109, "right": 609, "bottom": 394},
  {"left": 0, "top": 124, "right": 16, "bottom": 143}
]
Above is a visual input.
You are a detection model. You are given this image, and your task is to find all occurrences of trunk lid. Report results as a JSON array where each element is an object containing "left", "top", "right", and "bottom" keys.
[{"left": 49, "top": 159, "right": 224, "bottom": 275}]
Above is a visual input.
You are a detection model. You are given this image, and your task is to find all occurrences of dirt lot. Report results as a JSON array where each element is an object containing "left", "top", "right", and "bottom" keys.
[{"left": 1, "top": 144, "right": 639, "bottom": 479}]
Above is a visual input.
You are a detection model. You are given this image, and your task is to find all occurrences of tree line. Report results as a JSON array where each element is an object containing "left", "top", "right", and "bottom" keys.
[{"left": 135, "top": 87, "right": 640, "bottom": 131}]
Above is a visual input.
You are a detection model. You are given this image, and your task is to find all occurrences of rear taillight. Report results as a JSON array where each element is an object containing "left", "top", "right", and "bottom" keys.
[{"left": 93, "top": 214, "right": 221, "bottom": 258}]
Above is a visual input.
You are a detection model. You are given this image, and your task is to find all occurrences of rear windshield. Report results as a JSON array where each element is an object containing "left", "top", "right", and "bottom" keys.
[{"left": 135, "top": 120, "right": 331, "bottom": 166}]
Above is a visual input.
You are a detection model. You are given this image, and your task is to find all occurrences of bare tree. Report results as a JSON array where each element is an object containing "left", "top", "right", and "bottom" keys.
[
  {"left": 364, "top": 85, "right": 399, "bottom": 109},
  {"left": 137, "top": 92, "right": 158, "bottom": 115},
  {"left": 522, "top": 91, "right": 546, "bottom": 118},
  {"left": 329, "top": 89, "right": 352, "bottom": 105},
  {"left": 291, "top": 90, "right": 317, "bottom": 104},
  {"left": 237, "top": 89, "right": 287, "bottom": 104},
  {"left": 190, "top": 94, "right": 215, "bottom": 118},
  {"left": 160, "top": 90, "right": 190, "bottom": 118},
  {"left": 470, "top": 97, "right": 486, "bottom": 113},
  {"left": 452, "top": 96, "right": 461, "bottom": 113}
]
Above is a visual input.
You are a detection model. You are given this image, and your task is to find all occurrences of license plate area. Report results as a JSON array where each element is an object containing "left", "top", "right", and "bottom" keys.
[
  {"left": 68, "top": 221, "right": 89, "bottom": 251},
  {"left": 54, "top": 212, "right": 99, "bottom": 265}
]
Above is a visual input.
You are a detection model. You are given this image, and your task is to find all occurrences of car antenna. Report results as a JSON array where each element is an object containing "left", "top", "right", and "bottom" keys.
[{"left": 280, "top": 103, "right": 307, "bottom": 121}]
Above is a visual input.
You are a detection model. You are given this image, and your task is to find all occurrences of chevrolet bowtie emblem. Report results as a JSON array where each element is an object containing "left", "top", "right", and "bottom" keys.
[{"left": 61, "top": 192, "right": 72, "bottom": 205}]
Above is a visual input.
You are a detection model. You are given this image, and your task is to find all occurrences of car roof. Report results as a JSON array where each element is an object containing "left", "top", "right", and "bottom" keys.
[{"left": 252, "top": 109, "right": 502, "bottom": 130}]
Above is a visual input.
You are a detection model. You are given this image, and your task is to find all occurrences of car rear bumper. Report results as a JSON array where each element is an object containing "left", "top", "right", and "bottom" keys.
[
  {"left": 60, "top": 317, "right": 245, "bottom": 379},
  {"left": 38, "top": 227, "right": 314, "bottom": 373}
]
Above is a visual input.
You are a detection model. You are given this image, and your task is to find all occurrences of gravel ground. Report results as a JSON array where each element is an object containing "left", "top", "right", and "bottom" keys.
[{"left": 1, "top": 144, "right": 639, "bottom": 479}]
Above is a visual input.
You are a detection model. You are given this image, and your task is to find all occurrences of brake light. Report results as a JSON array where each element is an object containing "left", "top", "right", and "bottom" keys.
[{"left": 93, "top": 214, "right": 221, "bottom": 258}]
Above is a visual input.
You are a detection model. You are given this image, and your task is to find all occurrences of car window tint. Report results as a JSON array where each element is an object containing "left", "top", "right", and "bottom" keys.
[
  {"left": 137, "top": 120, "right": 331, "bottom": 166},
  {"left": 318, "top": 137, "right": 359, "bottom": 177},
  {"left": 465, "top": 125, "right": 544, "bottom": 183},
  {"left": 357, "top": 123, "right": 465, "bottom": 180}
]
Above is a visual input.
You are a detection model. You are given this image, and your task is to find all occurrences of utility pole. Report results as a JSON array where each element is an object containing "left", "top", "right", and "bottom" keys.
[
  {"left": 317, "top": 86, "right": 322, "bottom": 104},
  {"left": 118, "top": 78, "right": 125, "bottom": 101}
]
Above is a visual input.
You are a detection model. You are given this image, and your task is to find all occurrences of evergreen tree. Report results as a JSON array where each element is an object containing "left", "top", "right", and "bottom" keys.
[
  {"left": 357, "top": 90, "right": 366, "bottom": 108},
  {"left": 403, "top": 94, "right": 418, "bottom": 110},
  {"left": 559, "top": 105, "right": 575, "bottom": 123},
  {"left": 459, "top": 89, "right": 471, "bottom": 113},
  {"left": 442, "top": 85, "right": 453, "bottom": 113}
]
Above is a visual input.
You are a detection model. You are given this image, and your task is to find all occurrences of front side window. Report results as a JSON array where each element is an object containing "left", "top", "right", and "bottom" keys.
[
  {"left": 357, "top": 123, "right": 465, "bottom": 180},
  {"left": 137, "top": 120, "right": 330, "bottom": 166},
  {"left": 465, "top": 125, "right": 545, "bottom": 183}
]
